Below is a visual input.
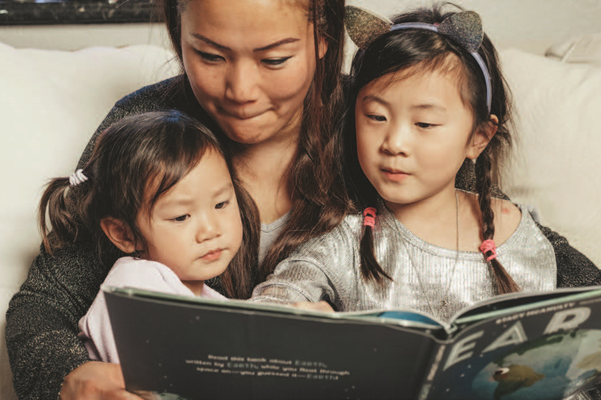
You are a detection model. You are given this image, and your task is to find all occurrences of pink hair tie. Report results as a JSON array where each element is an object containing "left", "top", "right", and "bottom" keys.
[
  {"left": 480, "top": 239, "right": 498, "bottom": 261},
  {"left": 363, "top": 207, "right": 377, "bottom": 228}
]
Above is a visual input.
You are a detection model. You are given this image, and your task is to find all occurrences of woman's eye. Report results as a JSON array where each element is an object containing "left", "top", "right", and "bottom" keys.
[
  {"left": 262, "top": 56, "right": 292, "bottom": 67},
  {"left": 366, "top": 114, "right": 387, "bottom": 122},
  {"left": 215, "top": 201, "right": 229, "bottom": 210},
  {"left": 173, "top": 215, "right": 190, "bottom": 222},
  {"left": 196, "top": 50, "right": 224, "bottom": 63}
]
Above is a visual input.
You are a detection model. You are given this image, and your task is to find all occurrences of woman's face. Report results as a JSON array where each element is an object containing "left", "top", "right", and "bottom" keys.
[{"left": 180, "top": 0, "right": 324, "bottom": 146}]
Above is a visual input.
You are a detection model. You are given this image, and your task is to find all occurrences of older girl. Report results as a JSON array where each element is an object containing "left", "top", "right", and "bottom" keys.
[{"left": 252, "top": 5, "right": 601, "bottom": 322}]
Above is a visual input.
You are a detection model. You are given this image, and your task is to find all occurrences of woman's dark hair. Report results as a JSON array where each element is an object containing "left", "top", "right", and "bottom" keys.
[
  {"left": 159, "top": 0, "right": 351, "bottom": 282},
  {"left": 345, "top": 4, "right": 519, "bottom": 294},
  {"left": 39, "top": 111, "right": 259, "bottom": 299}
]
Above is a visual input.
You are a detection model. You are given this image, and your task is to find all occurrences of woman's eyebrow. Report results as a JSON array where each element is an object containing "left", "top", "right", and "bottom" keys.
[
  {"left": 191, "top": 34, "right": 299, "bottom": 52},
  {"left": 254, "top": 38, "right": 300, "bottom": 52},
  {"left": 192, "top": 33, "right": 230, "bottom": 51}
]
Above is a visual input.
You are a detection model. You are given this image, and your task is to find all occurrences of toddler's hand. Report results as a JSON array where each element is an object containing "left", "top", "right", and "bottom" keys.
[{"left": 60, "top": 361, "right": 143, "bottom": 400}]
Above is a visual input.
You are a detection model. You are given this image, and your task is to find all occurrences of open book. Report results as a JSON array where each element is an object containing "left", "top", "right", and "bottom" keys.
[{"left": 104, "top": 285, "right": 601, "bottom": 400}]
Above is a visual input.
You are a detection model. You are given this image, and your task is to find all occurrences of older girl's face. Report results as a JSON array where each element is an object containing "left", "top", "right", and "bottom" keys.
[{"left": 180, "top": 0, "right": 324, "bottom": 146}]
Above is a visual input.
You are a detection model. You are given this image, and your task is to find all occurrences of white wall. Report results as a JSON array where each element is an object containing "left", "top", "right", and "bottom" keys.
[
  {"left": 1, "top": 0, "right": 600, "bottom": 53},
  {"left": 348, "top": 0, "right": 601, "bottom": 54},
  {"left": 0, "top": 22, "right": 171, "bottom": 51}
]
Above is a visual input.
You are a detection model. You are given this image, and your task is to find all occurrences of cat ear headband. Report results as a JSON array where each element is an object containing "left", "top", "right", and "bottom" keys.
[{"left": 345, "top": 5, "right": 492, "bottom": 113}]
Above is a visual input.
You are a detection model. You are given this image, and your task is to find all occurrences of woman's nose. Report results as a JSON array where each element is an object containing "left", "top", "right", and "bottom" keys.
[{"left": 224, "top": 61, "right": 259, "bottom": 104}]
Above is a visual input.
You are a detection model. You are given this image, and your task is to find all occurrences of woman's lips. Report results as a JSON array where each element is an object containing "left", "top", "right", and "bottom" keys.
[{"left": 220, "top": 107, "right": 265, "bottom": 120}]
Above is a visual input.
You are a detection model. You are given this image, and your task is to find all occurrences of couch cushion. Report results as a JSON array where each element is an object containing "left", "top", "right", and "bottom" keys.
[
  {"left": 0, "top": 41, "right": 177, "bottom": 400},
  {"left": 500, "top": 48, "right": 601, "bottom": 268}
]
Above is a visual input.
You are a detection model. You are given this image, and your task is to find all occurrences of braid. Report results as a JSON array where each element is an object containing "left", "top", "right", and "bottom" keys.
[
  {"left": 359, "top": 207, "right": 392, "bottom": 283},
  {"left": 475, "top": 149, "right": 520, "bottom": 294}
]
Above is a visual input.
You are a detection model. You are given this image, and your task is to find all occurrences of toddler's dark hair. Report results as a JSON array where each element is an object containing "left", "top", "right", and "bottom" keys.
[{"left": 39, "top": 110, "right": 259, "bottom": 299}]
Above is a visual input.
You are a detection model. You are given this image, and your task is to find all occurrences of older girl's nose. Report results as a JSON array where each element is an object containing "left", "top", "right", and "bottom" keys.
[{"left": 381, "top": 124, "right": 411, "bottom": 156}]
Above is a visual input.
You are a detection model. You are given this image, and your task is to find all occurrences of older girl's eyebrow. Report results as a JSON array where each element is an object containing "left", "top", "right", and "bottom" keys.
[
  {"left": 191, "top": 34, "right": 299, "bottom": 52},
  {"left": 411, "top": 104, "right": 447, "bottom": 112}
]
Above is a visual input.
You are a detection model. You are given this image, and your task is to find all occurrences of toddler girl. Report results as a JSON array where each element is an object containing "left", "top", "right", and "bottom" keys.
[
  {"left": 39, "top": 110, "right": 258, "bottom": 363},
  {"left": 252, "top": 4, "right": 601, "bottom": 322}
]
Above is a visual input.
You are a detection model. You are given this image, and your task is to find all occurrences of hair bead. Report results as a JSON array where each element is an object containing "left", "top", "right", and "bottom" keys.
[
  {"left": 363, "top": 207, "right": 377, "bottom": 228},
  {"left": 479, "top": 239, "right": 497, "bottom": 261}
]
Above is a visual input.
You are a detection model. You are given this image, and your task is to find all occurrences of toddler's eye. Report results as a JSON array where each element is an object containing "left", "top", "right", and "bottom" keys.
[
  {"left": 173, "top": 215, "right": 190, "bottom": 222},
  {"left": 367, "top": 114, "right": 387, "bottom": 122},
  {"left": 216, "top": 201, "right": 229, "bottom": 210},
  {"left": 416, "top": 122, "right": 436, "bottom": 129}
]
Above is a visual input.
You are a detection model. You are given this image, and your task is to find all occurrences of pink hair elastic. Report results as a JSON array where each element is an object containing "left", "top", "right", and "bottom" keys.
[
  {"left": 363, "top": 207, "right": 377, "bottom": 228},
  {"left": 480, "top": 239, "right": 498, "bottom": 261}
]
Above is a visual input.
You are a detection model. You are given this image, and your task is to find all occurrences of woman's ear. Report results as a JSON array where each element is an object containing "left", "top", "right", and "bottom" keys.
[
  {"left": 318, "top": 34, "right": 328, "bottom": 60},
  {"left": 100, "top": 217, "right": 137, "bottom": 254},
  {"left": 467, "top": 114, "right": 499, "bottom": 160}
]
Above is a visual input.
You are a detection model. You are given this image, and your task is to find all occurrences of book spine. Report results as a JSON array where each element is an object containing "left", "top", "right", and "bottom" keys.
[{"left": 417, "top": 344, "right": 446, "bottom": 400}]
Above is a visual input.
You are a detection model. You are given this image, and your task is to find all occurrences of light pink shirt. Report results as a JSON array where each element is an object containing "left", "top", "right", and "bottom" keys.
[{"left": 78, "top": 256, "right": 226, "bottom": 364}]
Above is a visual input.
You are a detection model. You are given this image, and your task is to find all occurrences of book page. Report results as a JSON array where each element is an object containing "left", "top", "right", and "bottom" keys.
[
  {"left": 424, "top": 288, "right": 601, "bottom": 400},
  {"left": 105, "top": 287, "right": 440, "bottom": 400}
]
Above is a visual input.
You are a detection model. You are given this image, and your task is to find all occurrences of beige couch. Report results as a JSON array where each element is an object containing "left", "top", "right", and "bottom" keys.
[
  {"left": 0, "top": 41, "right": 178, "bottom": 400},
  {"left": 1, "top": 35, "right": 600, "bottom": 399}
]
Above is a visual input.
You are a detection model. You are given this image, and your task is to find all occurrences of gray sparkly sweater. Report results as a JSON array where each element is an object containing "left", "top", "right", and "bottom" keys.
[{"left": 6, "top": 77, "right": 601, "bottom": 399}]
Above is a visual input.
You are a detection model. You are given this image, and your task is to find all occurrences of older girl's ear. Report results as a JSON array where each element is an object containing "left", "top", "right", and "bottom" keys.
[
  {"left": 467, "top": 114, "right": 499, "bottom": 160},
  {"left": 100, "top": 217, "right": 137, "bottom": 254}
]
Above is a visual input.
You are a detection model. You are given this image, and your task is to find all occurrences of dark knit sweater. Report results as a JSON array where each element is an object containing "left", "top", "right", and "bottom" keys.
[{"left": 6, "top": 77, "right": 601, "bottom": 399}]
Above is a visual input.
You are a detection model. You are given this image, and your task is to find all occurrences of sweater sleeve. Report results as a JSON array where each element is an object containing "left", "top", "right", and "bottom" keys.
[
  {"left": 536, "top": 223, "right": 601, "bottom": 288},
  {"left": 251, "top": 221, "right": 356, "bottom": 310},
  {"left": 535, "top": 224, "right": 601, "bottom": 399},
  {"left": 5, "top": 240, "right": 120, "bottom": 400}
]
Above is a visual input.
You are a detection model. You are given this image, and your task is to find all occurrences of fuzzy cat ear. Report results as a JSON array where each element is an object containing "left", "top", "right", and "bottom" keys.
[
  {"left": 437, "top": 11, "right": 484, "bottom": 53},
  {"left": 345, "top": 6, "right": 485, "bottom": 53},
  {"left": 345, "top": 5, "right": 392, "bottom": 50}
]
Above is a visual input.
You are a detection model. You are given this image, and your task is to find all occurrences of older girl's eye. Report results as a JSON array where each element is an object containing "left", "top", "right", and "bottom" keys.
[
  {"left": 366, "top": 114, "right": 387, "bottom": 122},
  {"left": 262, "top": 56, "right": 293, "bottom": 67},
  {"left": 216, "top": 201, "right": 229, "bottom": 210},
  {"left": 195, "top": 50, "right": 225, "bottom": 63},
  {"left": 173, "top": 215, "right": 190, "bottom": 222}
]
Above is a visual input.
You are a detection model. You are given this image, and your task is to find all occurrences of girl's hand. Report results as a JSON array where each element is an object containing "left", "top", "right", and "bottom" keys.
[
  {"left": 292, "top": 300, "right": 334, "bottom": 312},
  {"left": 60, "top": 361, "right": 143, "bottom": 400}
]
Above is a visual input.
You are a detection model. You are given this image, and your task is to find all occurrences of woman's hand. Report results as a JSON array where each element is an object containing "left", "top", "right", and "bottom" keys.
[
  {"left": 292, "top": 300, "right": 334, "bottom": 312},
  {"left": 60, "top": 361, "right": 143, "bottom": 400}
]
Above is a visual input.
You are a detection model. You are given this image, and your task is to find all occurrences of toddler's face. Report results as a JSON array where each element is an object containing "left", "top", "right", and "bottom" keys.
[
  {"left": 355, "top": 67, "right": 484, "bottom": 214},
  {"left": 136, "top": 149, "right": 243, "bottom": 295}
]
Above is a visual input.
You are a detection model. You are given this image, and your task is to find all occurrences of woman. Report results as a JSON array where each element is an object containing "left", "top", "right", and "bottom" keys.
[{"left": 5, "top": 0, "right": 348, "bottom": 398}]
